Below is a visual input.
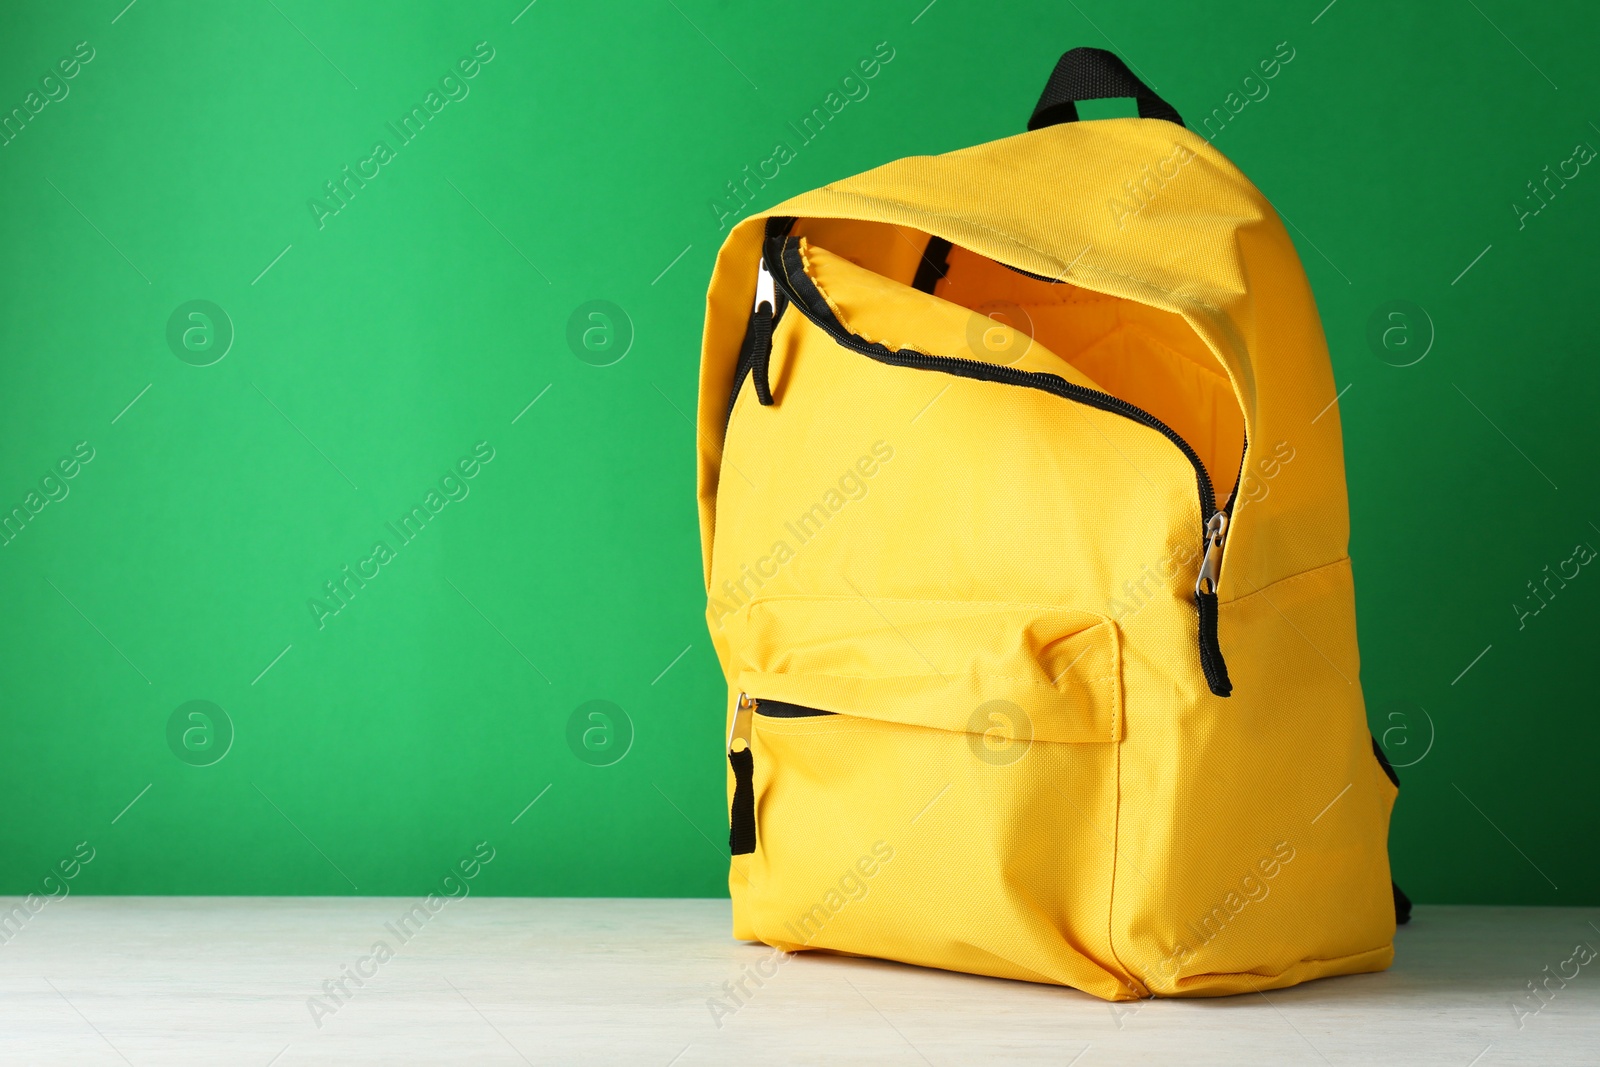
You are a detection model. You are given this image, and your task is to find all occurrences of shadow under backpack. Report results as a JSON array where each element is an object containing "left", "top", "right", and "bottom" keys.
[{"left": 694, "top": 48, "right": 1406, "bottom": 1000}]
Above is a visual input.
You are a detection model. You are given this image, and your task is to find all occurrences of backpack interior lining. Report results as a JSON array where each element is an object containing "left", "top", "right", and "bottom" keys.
[{"left": 784, "top": 218, "right": 1245, "bottom": 502}]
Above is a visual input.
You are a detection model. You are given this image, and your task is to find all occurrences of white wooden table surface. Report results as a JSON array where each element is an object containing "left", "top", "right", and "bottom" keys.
[{"left": 0, "top": 898, "right": 1593, "bottom": 1065}]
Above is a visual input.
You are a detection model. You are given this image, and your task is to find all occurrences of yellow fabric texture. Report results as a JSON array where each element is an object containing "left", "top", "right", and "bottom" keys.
[{"left": 696, "top": 117, "right": 1395, "bottom": 1000}]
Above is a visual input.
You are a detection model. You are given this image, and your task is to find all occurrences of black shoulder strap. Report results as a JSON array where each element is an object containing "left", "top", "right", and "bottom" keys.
[
  {"left": 1393, "top": 880, "right": 1412, "bottom": 925},
  {"left": 1371, "top": 734, "right": 1412, "bottom": 926},
  {"left": 1028, "top": 47, "right": 1184, "bottom": 130}
]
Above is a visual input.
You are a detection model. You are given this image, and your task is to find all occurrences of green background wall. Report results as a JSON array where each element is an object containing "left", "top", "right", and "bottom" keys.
[{"left": 1, "top": 0, "right": 1595, "bottom": 904}]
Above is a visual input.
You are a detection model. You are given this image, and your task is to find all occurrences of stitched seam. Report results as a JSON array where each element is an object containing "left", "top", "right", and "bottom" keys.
[
  {"left": 738, "top": 594, "right": 1117, "bottom": 618},
  {"left": 1105, "top": 718, "right": 1144, "bottom": 996},
  {"left": 1221, "top": 557, "right": 1351, "bottom": 608},
  {"left": 1170, "top": 942, "right": 1396, "bottom": 986},
  {"left": 811, "top": 188, "right": 1238, "bottom": 322},
  {"left": 1122, "top": 316, "right": 1232, "bottom": 382},
  {"left": 800, "top": 239, "right": 944, "bottom": 359},
  {"left": 742, "top": 669, "right": 1116, "bottom": 688},
  {"left": 754, "top": 717, "right": 1114, "bottom": 743},
  {"left": 809, "top": 242, "right": 1122, "bottom": 365}
]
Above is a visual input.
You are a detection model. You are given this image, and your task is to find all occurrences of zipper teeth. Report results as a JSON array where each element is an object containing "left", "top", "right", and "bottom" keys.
[
  {"left": 1225, "top": 433, "right": 1248, "bottom": 517},
  {"left": 767, "top": 242, "right": 1217, "bottom": 521},
  {"left": 999, "top": 259, "right": 1067, "bottom": 284}
]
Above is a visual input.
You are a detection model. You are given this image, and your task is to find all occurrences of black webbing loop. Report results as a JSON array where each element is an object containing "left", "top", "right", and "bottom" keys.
[
  {"left": 749, "top": 303, "right": 774, "bottom": 405},
  {"left": 728, "top": 748, "right": 756, "bottom": 855},
  {"left": 1194, "top": 590, "right": 1232, "bottom": 697},
  {"left": 1028, "top": 47, "right": 1184, "bottom": 131}
]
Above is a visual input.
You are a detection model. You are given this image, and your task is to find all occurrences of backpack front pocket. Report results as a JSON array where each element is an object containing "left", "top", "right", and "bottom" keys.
[
  {"left": 755, "top": 231, "right": 1241, "bottom": 696},
  {"left": 721, "top": 594, "right": 1142, "bottom": 1000},
  {"left": 724, "top": 595, "right": 1123, "bottom": 746}
]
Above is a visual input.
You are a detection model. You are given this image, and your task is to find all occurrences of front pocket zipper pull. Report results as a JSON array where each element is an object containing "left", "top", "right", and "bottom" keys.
[
  {"left": 750, "top": 259, "right": 776, "bottom": 406},
  {"left": 728, "top": 692, "right": 754, "bottom": 751},
  {"left": 1194, "top": 511, "right": 1233, "bottom": 697},
  {"left": 1195, "top": 510, "right": 1228, "bottom": 597},
  {"left": 728, "top": 693, "right": 757, "bottom": 855}
]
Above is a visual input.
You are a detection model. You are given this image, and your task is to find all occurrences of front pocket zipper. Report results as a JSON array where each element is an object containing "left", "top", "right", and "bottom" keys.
[
  {"left": 756, "top": 231, "right": 1235, "bottom": 697},
  {"left": 728, "top": 693, "right": 834, "bottom": 855}
]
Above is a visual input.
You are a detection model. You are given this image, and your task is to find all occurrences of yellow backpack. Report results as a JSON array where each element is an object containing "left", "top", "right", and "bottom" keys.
[{"left": 697, "top": 48, "right": 1402, "bottom": 1000}]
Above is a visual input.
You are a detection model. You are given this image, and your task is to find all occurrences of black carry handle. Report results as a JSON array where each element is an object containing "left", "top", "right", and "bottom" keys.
[{"left": 1028, "top": 47, "right": 1184, "bottom": 130}]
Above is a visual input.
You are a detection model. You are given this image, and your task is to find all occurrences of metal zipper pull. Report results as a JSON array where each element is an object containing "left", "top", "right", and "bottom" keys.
[
  {"left": 1194, "top": 510, "right": 1233, "bottom": 696},
  {"left": 1194, "top": 510, "right": 1229, "bottom": 597},
  {"left": 750, "top": 260, "right": 776, "bottom": 405},
  {"left": 728, "top": 692, "right": 755, "bottom": 754},
  {"left": 753, "top": 257, "right": 776, "bottom": 316}
]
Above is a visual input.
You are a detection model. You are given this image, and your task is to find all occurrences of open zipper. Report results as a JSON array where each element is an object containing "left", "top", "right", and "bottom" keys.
[
  {"left": 738, "top": 232, "right": 1234, "bottom": 697},
  {"left": 749, "top": 698, "right": 833, "bottom": 718},
  {"left": 1195, "top": 447, "right": 1244, "bottom": 696},
  {"left": 727, "top": 694, "right": 834, "bottom": 854}
]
